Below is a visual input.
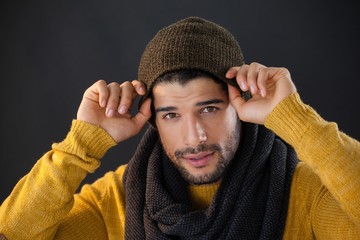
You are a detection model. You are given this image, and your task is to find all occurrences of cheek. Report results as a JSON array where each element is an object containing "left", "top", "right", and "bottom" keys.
[
  {"left": 208, "top": 107, "right": 239, "bottom": 140},
  {"left": 225, "top": 106, "right": 239, "bottom": 128},
  {"left": 157, "top": 126, "right": 180, "bottom": 155}
]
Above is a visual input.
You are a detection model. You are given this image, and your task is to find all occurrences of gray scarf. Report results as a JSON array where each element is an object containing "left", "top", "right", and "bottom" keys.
[{"left": 123, "top": 122, "right": 298, "bottom": 239}]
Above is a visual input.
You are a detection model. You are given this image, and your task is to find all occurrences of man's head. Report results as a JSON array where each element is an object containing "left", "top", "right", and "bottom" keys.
[
  {"left": 137, "top": 16, "right": 245, "bottom": 184},
  {"left": 152, "top": 70, "right": 241, "bottom": 185}
]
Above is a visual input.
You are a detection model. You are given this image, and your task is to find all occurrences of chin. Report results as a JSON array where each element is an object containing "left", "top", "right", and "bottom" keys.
[{"left": 183, "top": 169, "right": 224, "bottom": 185}]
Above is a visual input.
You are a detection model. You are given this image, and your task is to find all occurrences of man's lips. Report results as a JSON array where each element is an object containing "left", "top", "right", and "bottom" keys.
[{"left": 183, "top": 151, "right": 214, "bottom": 168}]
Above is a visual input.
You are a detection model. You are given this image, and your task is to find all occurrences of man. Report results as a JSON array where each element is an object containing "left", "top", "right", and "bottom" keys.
[{"left": 0, "top": 16, "right": 359, "bottom": 239}]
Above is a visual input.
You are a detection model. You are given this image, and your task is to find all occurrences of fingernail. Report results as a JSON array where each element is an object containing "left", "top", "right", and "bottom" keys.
[
  {"left": 260, "top": 89, "right": 266, "bottom": 97},
  {"left": 250, "top": 85, "right": 256, "bottom": 94},
  {"left": 119, "top": 106, "right": 127, "bottom": 114},
  {"left": 240, "top": 82, "right": 247, "bottom": 90},
  {"left": 106, "top": 108, "right": 114, "bottom": 117}
]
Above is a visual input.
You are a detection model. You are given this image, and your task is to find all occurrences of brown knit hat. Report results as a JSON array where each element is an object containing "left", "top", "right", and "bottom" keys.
[{"left": 138, "top": 16, "right": 246, "bottom": 107}]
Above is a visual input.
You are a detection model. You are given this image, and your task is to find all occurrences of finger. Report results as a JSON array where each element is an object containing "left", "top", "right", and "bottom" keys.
[
  {"left": 247, "top": 63, "right": 258, "bottom": 94},
  {"left": 257, "top": 67, "right": 269, "bottom": 97},
  {"left": 118, "top": 81, "right": 136, "bottom": 114},
  {"left": 84, "top": 80, "right": 109, "bottom": 107},
  {"left": 106, "top": 82, "right": 121, "bottom": 117},
  {"left": 247, "top": 62, "right": 263, "bottom": 95},
  {"left": 132, "top": 97, "right": 152, "bottom": 130},
  {"left": 131, "top": 80, "right": 147, "bottom": 96},
  {"left": 225, "top": 67, "right": 240, "bottom": 79},
  {"left": 250, "top": 62, "right": 269, "bottom": 95},
  {"left": 236, "top": 64, "right": 250, "bottom": 91}
]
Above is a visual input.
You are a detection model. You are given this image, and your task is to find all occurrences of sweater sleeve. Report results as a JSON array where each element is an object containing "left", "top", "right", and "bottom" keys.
[
  {"left": 265, "top": 93, "right": 360, "bottom": 235},
  {"left": 54, "top": 165, "right": 128, "bottom": 240},
  {"left": 0, "top": 120, "right": 116, "bottom": 240}
]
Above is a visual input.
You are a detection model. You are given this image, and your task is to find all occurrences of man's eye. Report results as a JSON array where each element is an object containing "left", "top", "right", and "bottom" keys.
[
  {"left": 202, "top": 106, "right": 217, "bottom": 113},
  {"left": 164, "top": 113, "right": 179, "bottom": 119}
]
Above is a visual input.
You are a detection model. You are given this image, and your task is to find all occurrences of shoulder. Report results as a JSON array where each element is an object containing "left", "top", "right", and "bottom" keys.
[
  {"left": 291, "top": 161, "right": 325, "bottom": 201},
  {"left": 284, "top": 161, "right": 326, "bottom": 237},
  {"left": 288, "top": 161, "right": 326, "bottom": 220},
  {"left": 115, "top": 164, "right": 128, "bottom": 177}
]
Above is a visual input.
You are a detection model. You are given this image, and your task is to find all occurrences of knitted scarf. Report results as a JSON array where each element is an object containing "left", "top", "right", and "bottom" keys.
[{"left": 123, "top": 122, "right": 298, "bottom": 239}]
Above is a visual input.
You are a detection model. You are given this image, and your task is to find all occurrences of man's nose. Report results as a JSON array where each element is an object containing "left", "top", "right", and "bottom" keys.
[{"left": 182, "top": 116, "right": 207, "bottom": 147}]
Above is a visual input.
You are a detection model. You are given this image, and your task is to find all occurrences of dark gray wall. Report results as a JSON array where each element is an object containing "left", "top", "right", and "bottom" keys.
[{"left": 1, "top": 0, "right": 359, "bottom": 203}]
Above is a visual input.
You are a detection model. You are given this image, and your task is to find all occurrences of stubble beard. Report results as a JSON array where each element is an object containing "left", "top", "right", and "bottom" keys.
[{"left": 164, "top": 120, "right": 241, "bottom": 185}]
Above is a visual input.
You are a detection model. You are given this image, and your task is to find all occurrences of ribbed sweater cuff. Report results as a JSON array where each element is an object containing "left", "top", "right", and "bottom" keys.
[
  {"left": 264, "top": 93, "right": 324, "bottom": 147},
  {"left": 52, "top": 120, "right": 117, "bottom": 172}
]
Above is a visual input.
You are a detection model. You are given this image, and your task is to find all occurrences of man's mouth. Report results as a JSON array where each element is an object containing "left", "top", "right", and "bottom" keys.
[{"left": 183, "top": 152, "right": 214, "bottom": 168}]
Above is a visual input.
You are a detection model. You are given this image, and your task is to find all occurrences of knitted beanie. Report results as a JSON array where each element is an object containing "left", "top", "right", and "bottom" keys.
[{"left": 138, "top": 16, "right": 246, "bottom": 106}]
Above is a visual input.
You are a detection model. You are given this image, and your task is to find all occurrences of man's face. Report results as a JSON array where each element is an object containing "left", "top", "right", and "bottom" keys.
[{"left": 153, "top": 77, "right": 241, "bottom": 185}]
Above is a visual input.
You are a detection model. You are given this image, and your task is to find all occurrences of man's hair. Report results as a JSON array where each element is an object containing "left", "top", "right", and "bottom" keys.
[
  {"left": 153, "top": 69, "right": 227, "bottom": 91},
  {"left": 147, "top": 69, "right": 228, "bottom": 127}
]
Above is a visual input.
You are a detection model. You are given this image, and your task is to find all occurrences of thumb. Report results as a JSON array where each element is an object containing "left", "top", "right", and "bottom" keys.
[
  {"left": 133, "top": 98, "right": 152, "bottom": 129},
  {"left": 228, "top": 84, "right": 246, "bottom": 111}
]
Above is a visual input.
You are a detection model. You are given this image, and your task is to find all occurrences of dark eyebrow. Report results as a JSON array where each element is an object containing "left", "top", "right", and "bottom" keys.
[
  {"left": 195, "top": 98, "right": 225, "bottom": 107},
  {"left": 155, "top": 98, "right": 224, "bottom": 114},
  {"left": 155, "top": 106, "right": 177, "bottom": 113}
]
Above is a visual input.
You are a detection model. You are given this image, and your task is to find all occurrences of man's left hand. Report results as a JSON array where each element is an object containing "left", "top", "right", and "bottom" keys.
[{"left": 226, "top": 62, "right": 297, "bottom": 125}]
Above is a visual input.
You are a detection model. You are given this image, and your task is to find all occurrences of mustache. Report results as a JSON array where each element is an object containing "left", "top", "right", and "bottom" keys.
[{"left": 174, "top": 144, "right": 222, "bottom": 159}]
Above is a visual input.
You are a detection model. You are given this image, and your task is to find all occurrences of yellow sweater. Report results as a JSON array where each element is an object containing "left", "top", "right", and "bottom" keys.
[{"left": 1, "top": 93, "right": 359, "bottom": 239}]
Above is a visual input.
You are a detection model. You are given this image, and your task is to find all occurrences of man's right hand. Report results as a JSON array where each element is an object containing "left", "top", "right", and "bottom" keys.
[{"left": 76, "top": 80, "right": 152, "bottom": 143}]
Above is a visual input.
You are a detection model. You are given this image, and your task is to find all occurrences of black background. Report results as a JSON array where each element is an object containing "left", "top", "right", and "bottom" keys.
[{"left": 1, "top": 0, "right": 359, "bottom": 203}]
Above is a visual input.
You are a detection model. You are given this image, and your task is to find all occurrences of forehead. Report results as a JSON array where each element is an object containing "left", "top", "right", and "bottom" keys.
[{"left": 152, "top": 77, "right": 227, "bottom": 105}]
